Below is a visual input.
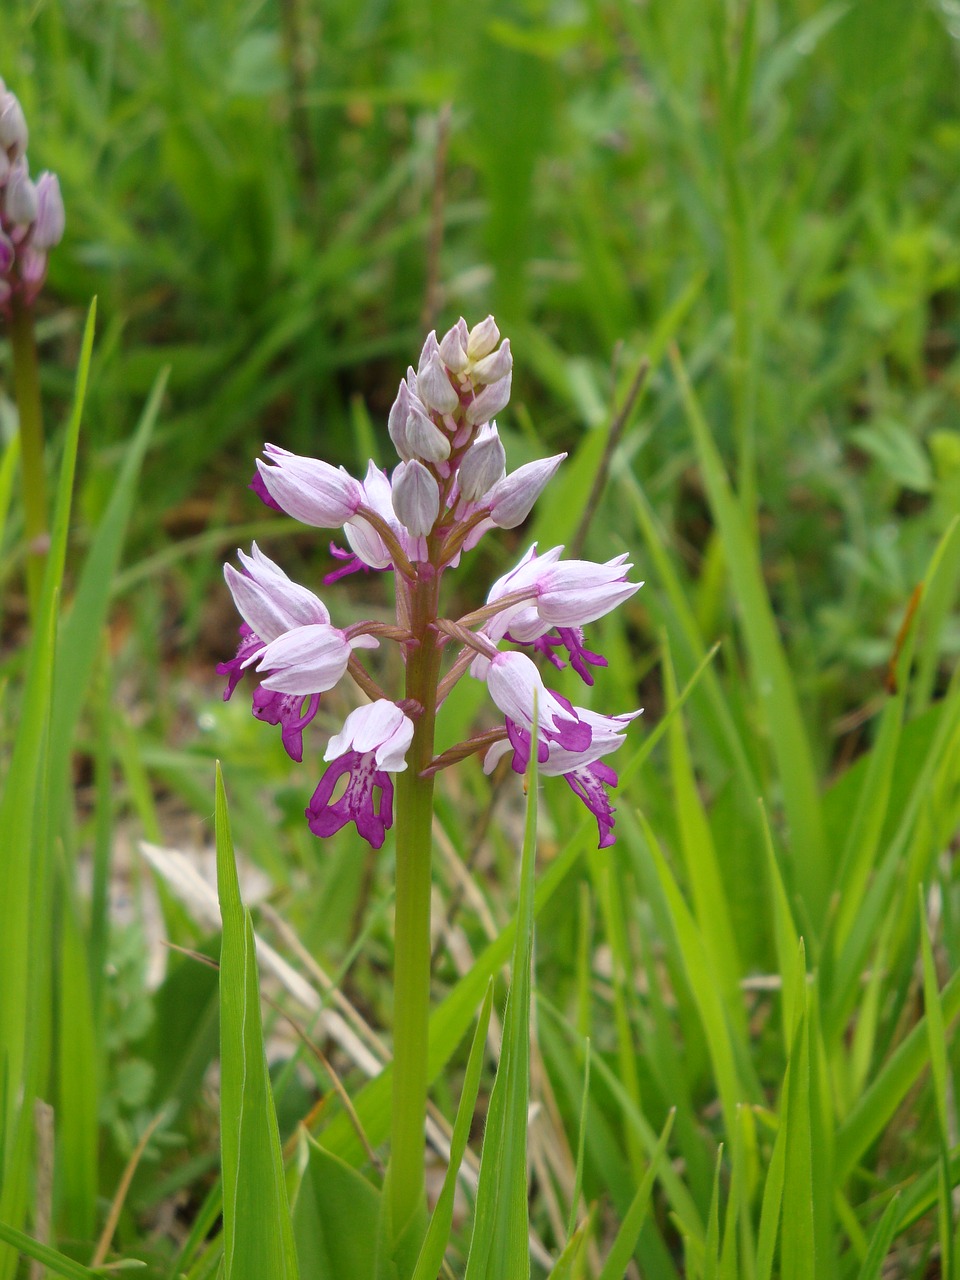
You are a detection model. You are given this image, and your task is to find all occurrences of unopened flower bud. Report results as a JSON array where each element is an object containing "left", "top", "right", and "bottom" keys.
[
  {"left": 0, "top": 150, "right": 9, "bottom": 185},
  {"left": 417, "top": 334, "right": 460, "bottom": 415},
  {"left": 467, "top": 315, "right": 500, "bottom": 361},
  {"left": 0, "top": 230, "right": 13, "bottom": 273},
  {"left": 392, "top": 460, "right": 440, "bottom": 537},
  {"left": 19, "top": 246, "right": 46, "bottom": 299},
  {"left": 458, "top": 425, "right": 506, "bottom": 501},
  {"left": 469, "top": 338, "right": 512, "bottom": 386},
  {"left": 32, "top": 173, "right": 64, "bottom": 249},
  {"left": 388, "top": 380, "right": 413, "bottom": 457},
  {"left": 487, "top": 453, "right": 566, "bottom": 528},
  {"left": 5, "top": 158, "right": 37, "bottom": 225},
  {"left": 438, "top": 320, "right": 470, "bottom": 374},
  {"left": 466, "top": 370, "right": 512, "bottom": 426},
  {"left": 0, "top": 93, "right": 28, "bottom": 160},
  {"left": 256, "top": 444, "right": 365, "bottom": 527},
  {"left": 405, "top": 401, "right": 451, "bottom": 462}
]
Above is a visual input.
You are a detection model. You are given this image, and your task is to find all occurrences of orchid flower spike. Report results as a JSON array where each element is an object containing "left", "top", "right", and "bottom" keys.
[
  {"left": 220, "top": 317, "right": 642, "bottom": 849},
  {"left": 0, "top": 84, "right": 64, "bottom": 311}
]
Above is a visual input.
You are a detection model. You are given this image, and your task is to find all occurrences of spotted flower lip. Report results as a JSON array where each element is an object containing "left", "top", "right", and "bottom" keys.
[
  {"left": 306, "top": 701, "right": 415, "bottom": 849},
  {"left": 256, "top": 443, "right": 366, "bottom": 527},
  {"left": 483, "top": 706, "right": 641, "bottom": 848}
]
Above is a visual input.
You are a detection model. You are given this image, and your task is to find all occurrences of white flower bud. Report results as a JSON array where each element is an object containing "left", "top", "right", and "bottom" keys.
[
  {"left": 4, "top": 158, "right": 37, "bottom": 225},
  {"left": 32, "top": 173, "right": 64, "bottom": 250},
  {"left": 465, "top": 370, "right": 512, "bottom": 426},
  {"left": 438, "top": 320, "right": 470, "bottom": 373},
  {"left": 467, "top": 315, "right": 500, "bottom": 361},
  {"left": 419, "top": 345, "right": 460, "bottom": 414},
  {"left": 470, "top": 337, "right": 512, "bottom": 386},
  {"left": 458, "top": 425, "right": 506, "bottom": 501},
  {"left": 0, "top": 149, "right": 9, "bottom": 185},
  {"left": 488, "top": 453, "right": 566, "bottom": 528},
  {"left": 392, "top": 460, "right": 440, "bottom": 537},
  {"left": 388, "top": 380, "right": 413, "bottom": 459},
  {"left": 405, "top": 402, "right": 451, "bottom": 462},
  {"left": 0, "top": 93, "right": 28, "bottom": 159}
]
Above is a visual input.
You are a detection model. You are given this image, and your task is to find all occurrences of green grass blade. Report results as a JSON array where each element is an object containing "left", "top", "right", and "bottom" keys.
[
  {"left": 836, "top": 963, "right": 960, "bottom": 1182},
  {"left": 781, "top": 943, "right": 816, "bottom": 1280},
  {"left": 215, "top": 763, "right": 300, "bottom": 1280},
  {"left": 663, "top": 639, "right": 744, "bottom": 1024},
  {"left": 50, "top": 367, "right": 167, "bottom": 781},
  {"left": 411, "top": 980, "right": 494, "bottom": 1280},
  {"left": 597, "top": 1110, "right": 676, "bottom": 1280},
  {"left": 0, "top": 300, "right": 96, "bottom": 1280},
  {"left": 547, "top": 1215, "right": 592, "bottom": 1280},
  {"left": 0, "top": 1221, "right": 122, "bottom": 1279},
  {"left": 636, "top": 810, "right": 747, "bottom": 1136},
  {"left": 566, "top": 1038, "right": 591, "bottom": 1242},
  {"left": 912, "top": 515, "right": 960, "bottom": 714},
  {"left": 293, "top": 1138, "right": 380, "bottom": 1280},
  {"left": 919, "top": 887, "right": 954, "bottom": 1279},
  {"left": 56, "top": 890, "right": 100, "bottom": 1239},
  {"left": 463, "top": 716, "right": 540, "bottom": 1280},
  {"left": 702, "top": 1146, "right": 723, "bottom": 1280},
  {"left": 855, "top": 1193, "right": 902, "bottom": 1280},
  {"left": 671, "top": 345, "right": 828, "bottom": 922}
]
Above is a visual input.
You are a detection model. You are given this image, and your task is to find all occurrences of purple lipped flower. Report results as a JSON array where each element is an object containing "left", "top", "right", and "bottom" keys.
[
  {"left": 484, "top": 543, "right": 641, "bottom": 643},
  {"left": 528, "top": 627, "right": 608, "bottom": 686},
  {"left": 484, "top": 706, "right": 640, "bottom": 847},
  {"left": 323, "top": 541, "right": 376, "bottom": 585},
  {"left": 306, "top": 701, "right": 414, "bottom": 849},
  {"left": 252, "top": 687, "right": 321, "bottom": 763},
  {"left": 223, "top": 542, "right": 331, "bottom": 642},
  {"left": 256, "top": 623, "right": 378, "bottom": 696},
  {"left": 216, "top": 622, "right": 263, "bottom": 699},
  {"left": 565, "top": 760, "right": 619, "bottom": 848},
  {"left": 250, "top": 468, "right": 284, "bottom": 511},
  {"left": 219, "top": 547, "right": 334, "bottom": 759},
  {"left": 478, "top": 650, "right": 593, "bottom": 753}
]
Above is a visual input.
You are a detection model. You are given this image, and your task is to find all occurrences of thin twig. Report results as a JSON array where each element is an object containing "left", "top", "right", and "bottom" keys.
[
  {"left": 570, "top": 355, "right": 650, "bottom": 559},
  {"left": 91, "top": 1107, "right": 170, "bottom": 1267}
]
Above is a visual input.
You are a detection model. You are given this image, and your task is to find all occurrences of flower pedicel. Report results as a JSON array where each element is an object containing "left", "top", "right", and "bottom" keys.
[{"left": 219, "top": 317, "right": 642, "bottom": 849}]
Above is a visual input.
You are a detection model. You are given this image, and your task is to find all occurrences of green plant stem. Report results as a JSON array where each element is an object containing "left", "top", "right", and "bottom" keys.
[
  {"left": 390, "top": 566, "right": 443, "bottom": 1246},
  {"left": 10, "top": 296, "right": 48, "bottom": 620}
]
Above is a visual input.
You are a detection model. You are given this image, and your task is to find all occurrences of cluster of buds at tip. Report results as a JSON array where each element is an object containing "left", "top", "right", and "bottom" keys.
[
  {"left": 220, "top": 318, "right": 642, "bottom": 849},
  {"left": 0, "top": 78, "right": 64, "bottom": 312}
]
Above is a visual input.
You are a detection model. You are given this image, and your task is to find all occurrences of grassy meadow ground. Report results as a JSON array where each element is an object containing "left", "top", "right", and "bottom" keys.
[{"left": 2, "top": 0, "right": 960, "bottom": 1276}]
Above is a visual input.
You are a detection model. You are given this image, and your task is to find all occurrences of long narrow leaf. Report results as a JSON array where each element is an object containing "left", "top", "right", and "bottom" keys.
[
  {"left": 412, "top": 981, "right": 494, "bottom": 1280},
  {"left": 671, "top": 345, "right": 828, "bottom": 921},
  {"left": 216, "top": 764, "right": 300, "bottom": 1280},
  {"left": 463, "top": 716, "right": 540, "bottom": 1280}
]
